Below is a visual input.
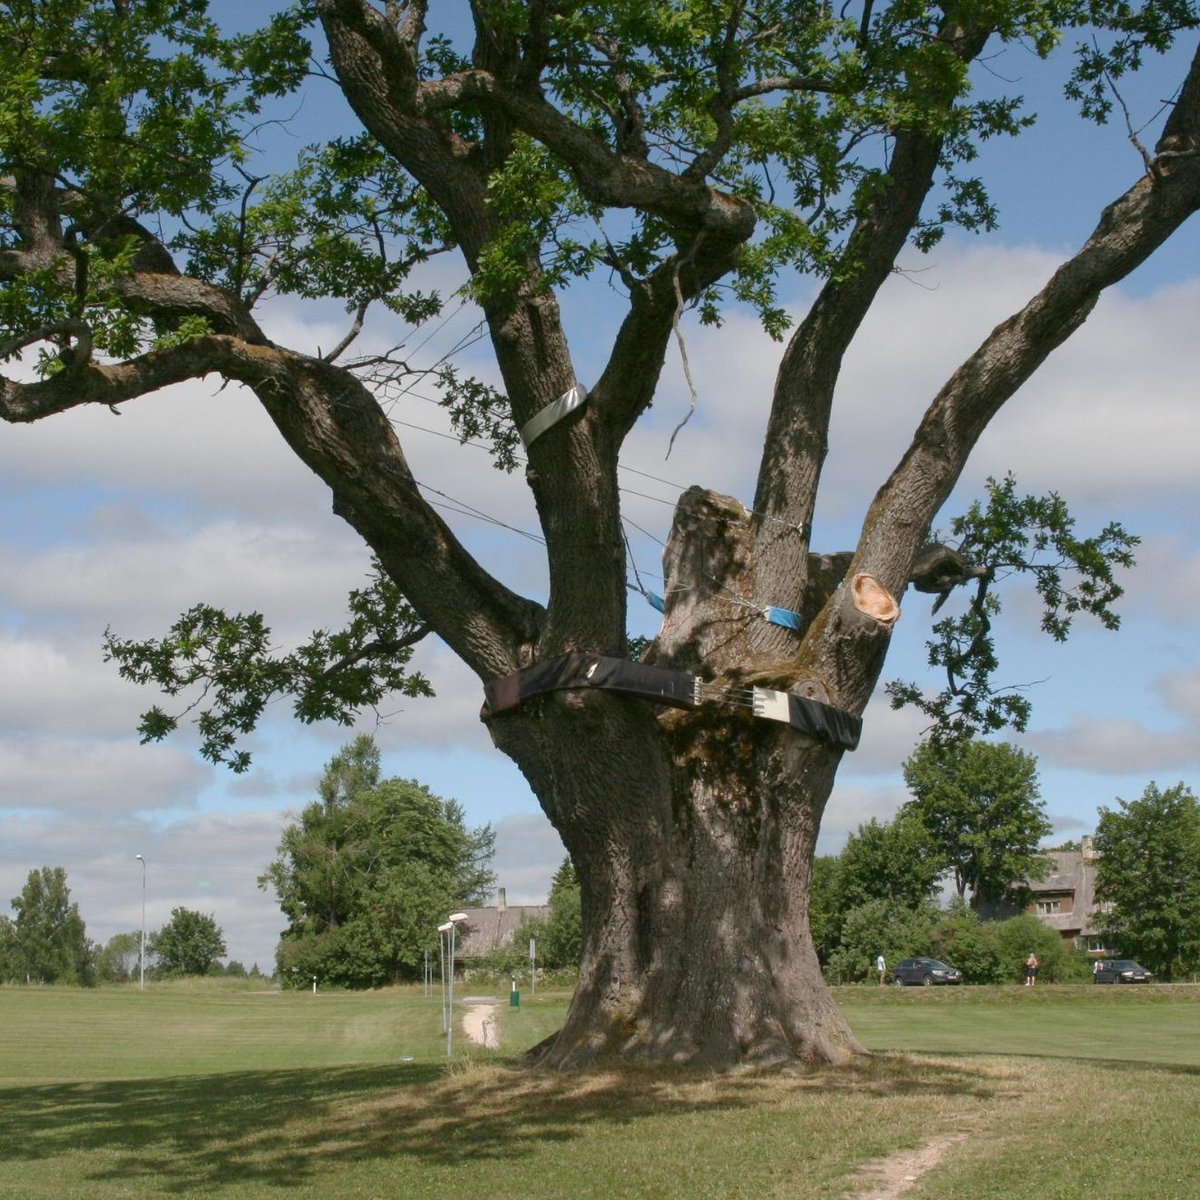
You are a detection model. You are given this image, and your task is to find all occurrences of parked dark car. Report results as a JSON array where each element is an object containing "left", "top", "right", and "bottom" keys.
[
  {"left": 891, "top": 957, "right": 963, "bottom": 986},
  {"left": 1093, "top": 959, "right": 1154, "bottom": 984}
]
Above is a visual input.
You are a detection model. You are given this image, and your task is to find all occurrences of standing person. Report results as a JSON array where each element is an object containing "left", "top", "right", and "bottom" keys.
[
  {"left": 1025, "top": 952, "right": 1039, "bottom": 986},
  {"left": 876, "top": 953, "right": 887, "bottom": 986}
]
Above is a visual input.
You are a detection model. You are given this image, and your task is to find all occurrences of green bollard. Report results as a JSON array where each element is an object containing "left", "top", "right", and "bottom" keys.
[{"left": 510, "top": 977, "right": 520, "bottom": 1008}]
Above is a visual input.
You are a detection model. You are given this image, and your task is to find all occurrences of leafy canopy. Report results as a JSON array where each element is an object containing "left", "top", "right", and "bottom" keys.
[
  {"left": 150, "top": 906, "right": 227, "bottom": 977},
  {"left": 2, "top": 0, "right": 1190, "bottom": 765},
  {"left": 4, "top": 866, "right": 94, "bottom": 985},
  {"left": 833, "top": 813, "right": 944, "bottom": 913},
  {"left": 0, "top": 0, "right": 310, "bottom": 368},
  {"left": 901, "top": 738, "right": 1051, "bottom": 906},
  {"left": 889, "top": 475, "right": 1139, "bottom": 739},
  {"left": 103, "top": 565, "right": 433, "bottom": 771},
  {"left": 1094, "top": 781, "right": 1200, "bottom": 980},
  {"left": 260, "top": 735, "right": 497, "bottom": 988}
]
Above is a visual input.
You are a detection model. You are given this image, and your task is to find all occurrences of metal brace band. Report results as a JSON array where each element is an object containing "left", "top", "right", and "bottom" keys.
[
  {"left": 482, "top": 652, "right": 861, "bottom": 751},
  {"left": 519, "top": 384, "right": 589, "bottom": 449}
]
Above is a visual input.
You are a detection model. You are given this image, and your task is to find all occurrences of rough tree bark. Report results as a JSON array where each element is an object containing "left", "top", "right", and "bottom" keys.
[{"left": 3, "top": 2, "right": 1200, "bottom": 1067}]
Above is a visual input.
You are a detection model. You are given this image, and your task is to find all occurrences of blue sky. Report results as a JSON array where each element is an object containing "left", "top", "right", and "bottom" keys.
[{"left": 1, "top": 8, "right": 1197, "bottom": 970}]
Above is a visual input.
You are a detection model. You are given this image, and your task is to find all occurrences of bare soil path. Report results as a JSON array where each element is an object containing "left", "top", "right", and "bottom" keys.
[
  {"left": 460, "top": 998, "right": 500, "bottom": 1050},
  {"left": 846, "top": 1132, "right": 971, "bottom": 1199}
]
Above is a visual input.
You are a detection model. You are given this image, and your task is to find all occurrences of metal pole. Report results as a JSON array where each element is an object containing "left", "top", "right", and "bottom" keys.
[
  {"left": 446, "top": 922, "right": 455, "bottom": 1057},
  {"left": 437, "top": 922, "right": 452, "bottom": 1036},
  {"left": 440, "top": 914, "right": 467, "bottom": 1057},
  {"left": 135, "top": 854, "right": 146, "bottom": 991},
  {"left": 530, "top": 936, "right": 536, "bottom": 997}
]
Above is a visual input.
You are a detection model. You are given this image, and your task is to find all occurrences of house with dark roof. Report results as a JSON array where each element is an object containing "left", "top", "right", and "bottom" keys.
[
  {"left": 453, "top": 888, "right": 551, "bottom": 960},
  {"left": 1024, "top": 836, "right": 1112, "bottom": 953}
]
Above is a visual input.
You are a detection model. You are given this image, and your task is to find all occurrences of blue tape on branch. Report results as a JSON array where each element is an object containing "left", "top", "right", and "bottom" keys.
[
  {"left": 625, "top": 581, "right": 665, "bottom": 612},
  {"left": 519, "top": 384, "right": 589, "bottom": 449},
  {"left": 765, "top": 606, "right": 803, "bottom": 630}
]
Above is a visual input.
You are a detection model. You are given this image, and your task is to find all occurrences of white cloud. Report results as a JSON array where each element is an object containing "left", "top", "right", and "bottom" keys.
[
  {"left": 0, "top": 381, "right": 327, "bottom": 523},
  {"left": 1129, "top": 537, "right": 1200, "bottom": 628},
  {"left": 491, "top": 810, "right": 567, "bottom": 906},
  {"left": 818, "top": 781, "right": 912, "bottom": 853},
  {"left": 0, "top": 635, "right": 146, "bottom": 736},
  {"left": 0, "top": 518, "right": 368, "bottom": 633},
  {"left": 0, "top": 735, "right": 212, "bottom": 814},
  {"left": 644, "top": 241, "right": 1200, "bottom": 546},
  {"left": 844, "top": 695, "right": 929, "bottom": 776},
  {"left": 1027, "top": 715, "right": 1200, "bottom": 775},
  {"left": 1157, "top": 668, "right": 1200, "bottom": 724},
  {"left": 971, "top": 278, "right": 1200, "bottom": 503}
]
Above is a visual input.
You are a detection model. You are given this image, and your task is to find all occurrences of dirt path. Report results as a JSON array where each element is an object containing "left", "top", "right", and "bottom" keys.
[
  {"left": 845, "top": 1132, "right": 970, "bottom": 1200},
  {"left": 460, "top": 1001, "right": 500, "bottom": 1049}
]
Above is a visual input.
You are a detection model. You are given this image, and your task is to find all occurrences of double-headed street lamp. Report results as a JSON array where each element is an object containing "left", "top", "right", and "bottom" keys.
[
  {"left": 134, "top": 854, "right": 146, "bottom": 991},
  {"left": 438, "top": 912, "right": 468, "bottom": 1057}
]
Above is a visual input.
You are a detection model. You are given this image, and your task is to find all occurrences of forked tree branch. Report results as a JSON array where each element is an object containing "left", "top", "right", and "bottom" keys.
[{"left": 856, "top": 42, "right": 1200, "bottom": 601}]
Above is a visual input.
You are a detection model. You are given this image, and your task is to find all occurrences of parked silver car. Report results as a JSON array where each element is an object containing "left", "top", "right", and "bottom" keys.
[{"left": 891, "top": 957, "right": 963, "bottom": 986}]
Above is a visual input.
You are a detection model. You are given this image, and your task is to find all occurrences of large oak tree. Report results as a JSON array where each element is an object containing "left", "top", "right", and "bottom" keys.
[{"left": 3, "top": 0, "right": 1199, "bottom": 1066}]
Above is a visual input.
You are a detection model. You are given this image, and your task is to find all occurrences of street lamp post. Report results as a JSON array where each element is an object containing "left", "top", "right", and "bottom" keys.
[
  {"left": 134, "top": 854, "right": 146, "bottom": 991},
  {"left": 437, "top": 922, "right": 453, "bottom": 1045},
  {"left": 439, "top": 913, "right": 468, "bottom": 1057}
]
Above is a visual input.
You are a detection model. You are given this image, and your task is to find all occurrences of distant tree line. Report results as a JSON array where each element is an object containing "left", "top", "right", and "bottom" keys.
[
  {"left": 264, "top": 738, "right": 1199, "bottom": 989},
  {"left": 0, "top": 866, "right": 239, "bottom": 986},
  {"left": 11, "top": 735, "right": 1191, "bottom": 990},
  {"left": 812, "top": 741, "right": 1200, "bottom": 984}
]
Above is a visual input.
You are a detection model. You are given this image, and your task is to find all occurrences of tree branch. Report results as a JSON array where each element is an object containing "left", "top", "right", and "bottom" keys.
[
  {"left": 857, "top": 41, "right": 1200, "bottom": 602},
  {"left": 753, "top": 15, "right": 992, "bottom": 536},
  {"left": 0, "top": 336, "right": 253, "bottom": 422},
  {"left": 416, "top": 68, "right": 757, "bottom": 240},
  {"left": 592, "top": 227, "right": 752, "bottom": 442}
]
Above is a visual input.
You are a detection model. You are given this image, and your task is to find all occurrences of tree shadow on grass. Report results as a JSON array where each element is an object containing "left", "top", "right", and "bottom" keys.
[{"left": 0, "top": 1055, "right": 1003, "bottom": 1194}]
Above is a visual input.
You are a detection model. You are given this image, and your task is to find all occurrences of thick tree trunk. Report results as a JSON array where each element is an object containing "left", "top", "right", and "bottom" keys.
[
  {"left": 489, "top": 698, "right": 865, "bottom": 1067},
  {"left": 483, "top": 486, "right": 878, "bottom": 1068}
]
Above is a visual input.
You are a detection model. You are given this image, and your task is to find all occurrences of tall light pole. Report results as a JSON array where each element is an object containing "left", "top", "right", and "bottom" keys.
[
  {"left": 441, "top": 912, "right": 468, "bottom": 1057},
  {"left": 134, "top": 854, "right": 146, "bottom": 991},
  {"left": 437, "top": 921, "right": 452, "bottom": 1043}
]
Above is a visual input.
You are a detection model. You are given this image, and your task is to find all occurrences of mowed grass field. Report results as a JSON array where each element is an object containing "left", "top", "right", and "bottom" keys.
[{"left": 2, "top": 982, "right": 1199, "bottom": 1200}]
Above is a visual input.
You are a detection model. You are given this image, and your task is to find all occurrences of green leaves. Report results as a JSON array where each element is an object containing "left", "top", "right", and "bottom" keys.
[
  {"left": 262, "top": 736, "right": 497, "bottom": 987},
  {"left": 888, "top": 474, "right": 1139, "bottom": 740},
  {"left": 149, "top": 906, "right": 226, "bottom": 977},
  {"left": 1, "top": 1, "right": 310, "bottom": 216},
  {"left": 0, "top": 1, "right": 312, "bottom": 364},
  {"left": 180, "top": 134, "right": 454, "bottom": 311},
  {"left": 1094, "top": 782, "right": 1200, "bottom": 979},
  {"left": 5, "top": 866, "right": 93, "bottom": 986},
  {"left": 1065, "top": 0, "right": 1200, "bottom": 123},
  {"left": 901, "top": 739, "right": 1051, "bottom": 906},
  {"left": 103, "top": 563, "right": 433, "bottom": 771}
]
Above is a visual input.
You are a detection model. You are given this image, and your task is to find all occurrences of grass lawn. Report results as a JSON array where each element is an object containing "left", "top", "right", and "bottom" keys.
[
  {"left": 1, "top": 981, "right": 1198, "bottom": 1199},
  {"left": 841, "top": 981, "right": 1200, "bottom": 1065}
]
